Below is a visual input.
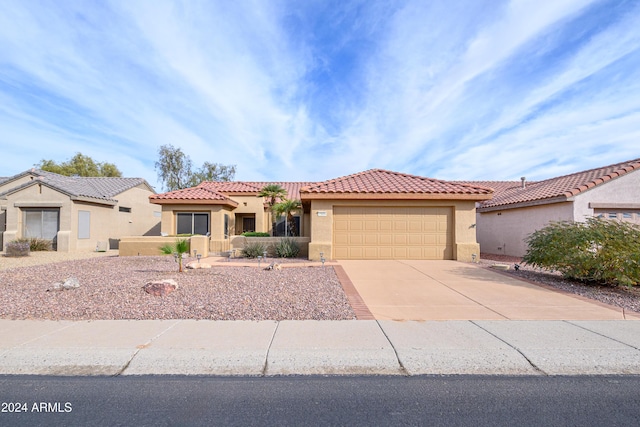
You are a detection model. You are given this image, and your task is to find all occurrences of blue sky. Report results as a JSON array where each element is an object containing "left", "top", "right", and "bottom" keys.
[{"left": 1, "top": 0, "right": 639, "bottom": 191}]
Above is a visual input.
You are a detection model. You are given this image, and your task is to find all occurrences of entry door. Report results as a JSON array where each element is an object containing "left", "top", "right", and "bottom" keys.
[{"left": 243, "top": 217, "right": 256, "bottom": 233}]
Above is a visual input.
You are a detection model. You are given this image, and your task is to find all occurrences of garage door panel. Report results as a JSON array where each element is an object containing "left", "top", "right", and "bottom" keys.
[
  {"left": 380, "top": 220, "right": 392, "bottom": 231},
  {"left": 364, "top": 234, "right": 378, "bottom": 245},
  {"left": 333, "top": 206, "right": 453, "bottom": 260},
  {"left": 334, "top": 219, "right": 349, "bottom": 231},
  {"left": 364, "top": 220, "right": 378, "bottom": 231},
  {"left": 364, "top": 247, "right": 379, "bottom": 258},
  {"left": 349, "top": 221, "right": 364, "bottom": 231},
  {"left": 379, "top": 234, "right": 393, "bottom": 245},
  {"left": 378, "top": 247, "right": 393, "bottom": 258}
]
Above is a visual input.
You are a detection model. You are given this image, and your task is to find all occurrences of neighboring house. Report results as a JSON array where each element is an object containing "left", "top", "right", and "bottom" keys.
[
  {"left": 464, "top": 158, "right": 640, "bottom": 257},
  {"left": 149, "top": 169, "right": 493, "bottom": 261},
  {"left": 0, "top": 169, "right": 161, "bottom": 252}
]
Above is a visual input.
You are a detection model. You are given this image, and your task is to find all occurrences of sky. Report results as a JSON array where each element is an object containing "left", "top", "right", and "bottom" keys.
[{"left": 1, "top": 0, "right": 639, "bottom": 191}]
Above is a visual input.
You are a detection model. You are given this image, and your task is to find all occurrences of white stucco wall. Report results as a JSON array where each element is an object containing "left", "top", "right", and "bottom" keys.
[
  {"left": 476, "top": 202, "right": 574, "bottom": 257},
  {"left": 477, "top": 169, "right": 640, "bottom": 258},
  {"left": 572, "top": 170, "right": 640, "bottom": 220}
]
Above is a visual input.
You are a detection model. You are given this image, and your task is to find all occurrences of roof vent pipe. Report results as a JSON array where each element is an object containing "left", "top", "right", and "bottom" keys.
[{"left": 520, "top": 177, "right": 526, "bottom": 189}]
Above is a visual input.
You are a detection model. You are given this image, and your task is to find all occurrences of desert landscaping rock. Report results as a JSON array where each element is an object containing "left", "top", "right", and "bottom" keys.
[
  {"left": 0, "top": 256, "right": 356, "bottom": 321},
  {"left": 143, "top": 279, "right": 178, "bottom": 296},
  {"left": 49, "top": 277, "right": 81, "bottom": 291}
]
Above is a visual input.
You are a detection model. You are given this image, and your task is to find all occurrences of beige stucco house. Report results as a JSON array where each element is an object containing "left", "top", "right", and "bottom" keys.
[
  {"left": 149, "top": 169, "right": 493, "bottom": 262},
  {"left": 0, "top": 169, "right": 161, "bottom": 252},
  {"left": 466, "top": 158, "right": 640, "bottom": 257}
]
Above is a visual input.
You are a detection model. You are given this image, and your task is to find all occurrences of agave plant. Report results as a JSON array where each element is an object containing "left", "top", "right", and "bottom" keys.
[{"left": 160, "top": 238, "right": 190, "bottom": 272}]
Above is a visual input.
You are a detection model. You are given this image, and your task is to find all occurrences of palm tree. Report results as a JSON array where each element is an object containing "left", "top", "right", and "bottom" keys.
[
  {"left": 273, "top": 199, "right": 302, "bottom": 236},
  {"left": 160, "top": 238, "right": 190, "bottom": 272},
  {"left": 258, "top": 184, "right": 287, "bottom": 235}
]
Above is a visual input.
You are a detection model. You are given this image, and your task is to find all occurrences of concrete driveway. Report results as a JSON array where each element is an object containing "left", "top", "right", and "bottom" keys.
[{"left": 338, "top": 260, "right": 639, "bottom": 321}]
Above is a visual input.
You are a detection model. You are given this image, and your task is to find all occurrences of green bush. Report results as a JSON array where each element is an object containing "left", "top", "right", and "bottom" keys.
[
  {"left": 242, "top": 241, "right": 268, "bottom": 258},
  {"left": 275, "top": 238, "right": 300, "bottom": 258},
  {"left": 241, "top": 232, "right": 270, "bottom": 237},
  {"left": 523, "top": 217, "right": 640, "bottom": 286},
  {"left": 14, "top": 237, "right": 52, "bottom": 251}
]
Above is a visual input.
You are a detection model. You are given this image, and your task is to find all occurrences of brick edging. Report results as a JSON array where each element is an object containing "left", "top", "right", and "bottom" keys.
[{"left": 333, "top": 265, "right": 375, "bottom": 320}]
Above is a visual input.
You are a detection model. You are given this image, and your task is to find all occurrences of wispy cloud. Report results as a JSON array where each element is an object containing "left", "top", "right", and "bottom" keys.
[{"left": 0, "top": 0, "right": 638, "bottom": 189}]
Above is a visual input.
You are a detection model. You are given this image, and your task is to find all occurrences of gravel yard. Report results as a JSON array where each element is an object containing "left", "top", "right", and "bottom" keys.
[
  {"left": 0, "top": 254, "right": 355, "bottom": 321},
  {"left": 478, "top": 254, "right": 640, "bottom": 314},
  {"left": 1, "top": 251, "right": 638, "bottom": 320}
]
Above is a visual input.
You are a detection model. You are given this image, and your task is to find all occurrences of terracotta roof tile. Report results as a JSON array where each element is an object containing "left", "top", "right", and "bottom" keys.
[
  {"left": 197, "top": 181, "right": 263, "bottom": 193},
  {"left": 301, "top": 169, "right": 493, "bottom": 196},
  {"left": 200, "top": 181, "right": 315, "bottom": 200},
  {"left": 466, "top": 158, "right": 640, "bottom": 210},
  {"left": 149, "top": 187, "right": 232, "bottom": 202}
]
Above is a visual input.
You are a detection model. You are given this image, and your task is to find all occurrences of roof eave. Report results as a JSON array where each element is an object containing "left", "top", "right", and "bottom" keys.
[
  {"left": 478, "top": 195, "right": 569, "bottom": 212},
  {"left": 71, "top": 195, "right": 117, "bottom": 206}
]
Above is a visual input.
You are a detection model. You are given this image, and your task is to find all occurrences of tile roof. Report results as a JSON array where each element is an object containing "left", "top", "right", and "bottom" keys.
[
  {"left": 0, "top": 169, "right": 152, "bottom": 204},
  {"left": 465, "top": 158, "right": 640, "bottom": 210},
  {"left": 300, "top": 169, "right": 494, "bottom": 198},
  {"left": 149, "top": 186, "right": 235, "bottom": 205},
  {"left": 149, "top": 170, "right": 494, "bottom": 204},
  {"left": 199, "top": 181, "right": 316, "bottom": 201}
]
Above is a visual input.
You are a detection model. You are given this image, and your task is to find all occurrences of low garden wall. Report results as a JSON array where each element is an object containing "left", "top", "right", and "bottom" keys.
[
  {"left": 118, "top": 236, "right": 208, "bottom": 258},
  {"left": 119, "top": 235, "right": 310, "bottom": 258}
]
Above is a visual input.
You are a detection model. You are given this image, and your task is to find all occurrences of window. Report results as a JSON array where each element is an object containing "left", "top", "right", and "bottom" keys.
[
  {"left": 622, "top": 212, "right": 632, "bottom": 219},
  {"left": 224, "top": 214, "right": 229, "bottom": 239},
  {"left": 119, "top": 206, "right": 131, "bottom": 213},
  {"left": 23, "top": 209, "right": 59, "bottom": 241},
  {"left": 78, "top": 211, "right": 90, "bottom": 239},
  {"left": 176, "top": 213, "right": 209, "bottom": 235},
  {"left": 608, "top": 213, "right": 618, "bottom": 219}
]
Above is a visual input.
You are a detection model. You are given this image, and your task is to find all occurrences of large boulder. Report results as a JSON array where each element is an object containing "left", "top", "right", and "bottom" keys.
[{"left": 143, "top": 279, "right": 178, "bottom": 296}]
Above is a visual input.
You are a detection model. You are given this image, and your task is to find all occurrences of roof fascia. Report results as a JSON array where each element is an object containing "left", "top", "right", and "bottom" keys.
[
  {"left": 478, "top": 196, "right": 569, "bottom": 212},
  {"left": 71, "top": 196, "right": 117, "bottom": 206}
]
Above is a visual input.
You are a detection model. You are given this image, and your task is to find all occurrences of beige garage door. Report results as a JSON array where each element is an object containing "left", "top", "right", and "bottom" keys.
[{"left": 333, "top": 206, "right": 453, "bottom": 260}]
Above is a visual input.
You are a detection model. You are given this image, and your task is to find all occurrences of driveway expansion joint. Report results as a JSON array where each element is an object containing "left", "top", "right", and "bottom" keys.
[
  {"left": 375, "top": 320, "right": 409, "bottom": 376},
  {"left": 469, "top": 320, "right": 548, "bottom": 376},
  {"left": 261, "top": 321, "right": 280, "bottom": 376},
  {"left": 397, "top": 261, "right": 510, "bottom": 320},
  {"left": 114, "top": 320, "right": 183, "bottom": 377},
  {"left": 565, "top": 320, "right": 640, "bottom": 351}
]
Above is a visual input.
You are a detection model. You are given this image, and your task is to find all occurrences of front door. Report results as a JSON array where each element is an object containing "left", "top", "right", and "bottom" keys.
[{"left": 243, "top": 217, "right": 256, "bottom": 233}]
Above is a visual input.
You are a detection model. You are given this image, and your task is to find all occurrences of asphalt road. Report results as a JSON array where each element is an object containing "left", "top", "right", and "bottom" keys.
[{"left": 1, "top": 375, "right": 639, "bottom": 426}]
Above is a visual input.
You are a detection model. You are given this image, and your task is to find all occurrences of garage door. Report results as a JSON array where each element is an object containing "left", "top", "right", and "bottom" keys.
[{"left": 333, "top": 206, "right": 453, "bottom": 260}]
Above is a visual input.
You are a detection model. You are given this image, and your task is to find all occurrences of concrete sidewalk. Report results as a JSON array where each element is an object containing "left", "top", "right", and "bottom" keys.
[{"left": 1, "top": 319, "right": 639, "bottom": 376}]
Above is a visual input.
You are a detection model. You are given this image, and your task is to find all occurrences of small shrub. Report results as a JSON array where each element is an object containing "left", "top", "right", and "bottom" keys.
[
  {"left": 5, "top": 240, "right": 30, "bottom": 257},
  {"left": 242, "top": 241, "right": 268, "bottom": 258},
  {"left": 241, "top": 232, "right": 270, "bottom": 237},
  {"left": 523, "top": 217, "right": 640, "bottom": 286},
  {"left": 14, "top": 237, "right": 52, "bottom": 251},
  {"left": 275, "top": 238, "right": 300, "bottom": 258},
  {"left": 160, "top": 238, "right": 190, "bottom": 272}
]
